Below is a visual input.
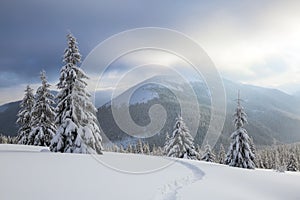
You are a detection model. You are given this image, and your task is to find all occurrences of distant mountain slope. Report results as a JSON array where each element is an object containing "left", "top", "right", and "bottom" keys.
[
  {"left": 97, "top": 76, "right": 300, "bottom": 147},
  {"left": 0, "top": 101, "right": 20, "bottom": 136}
]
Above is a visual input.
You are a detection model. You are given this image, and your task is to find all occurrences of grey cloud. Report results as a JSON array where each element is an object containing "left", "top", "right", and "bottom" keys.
[{"left": 0, "top": 0, "right": 298, "bottom": 103}]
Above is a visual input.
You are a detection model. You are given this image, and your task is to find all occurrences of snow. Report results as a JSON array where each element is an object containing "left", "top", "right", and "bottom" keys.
[
  {"left": 180, "top": 161, "right": 300, "bottom": 200},
  {"left": 0, "top": 144, "right": 299, "bottom": 200},
  {"left": 130, "top": 84, "right": 160, "bottom": 104},
  {"left": 0, "top": 144, "right": 48, "bottom": 152}
]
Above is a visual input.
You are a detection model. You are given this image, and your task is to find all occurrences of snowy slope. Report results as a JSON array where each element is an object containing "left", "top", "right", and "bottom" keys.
[
  {"left": 0, "top": 144, "right": 49, "bottom": 152},
  {"left": 0, "top": 144, "right": 299, "bottom": 200}
]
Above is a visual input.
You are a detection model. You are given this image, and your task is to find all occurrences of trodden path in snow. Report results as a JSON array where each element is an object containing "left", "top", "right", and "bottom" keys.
[{"left": 153, "top": 159, "right": 205, "bottom": 200}]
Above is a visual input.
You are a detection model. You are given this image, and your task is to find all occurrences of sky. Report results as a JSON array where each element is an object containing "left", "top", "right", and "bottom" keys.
[{"left": 1, "top": 0, "right": 300, "bottom": 105}]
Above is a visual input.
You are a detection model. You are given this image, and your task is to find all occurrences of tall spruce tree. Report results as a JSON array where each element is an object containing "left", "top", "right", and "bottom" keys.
[
  {"left": 28, "top": 71, "right": 56, "bottom": 146},
  {"left": 16, "top": 85, "right": 35, "bottom": 144},
  {"left": 50, "top": 33, "right": 103, "bottom": 154},
  {"left": 165, "top": 116, "right": 199, "bottom": 160},
  {"left": 225, "top": 91, "right": 255, "bottom": 169}
]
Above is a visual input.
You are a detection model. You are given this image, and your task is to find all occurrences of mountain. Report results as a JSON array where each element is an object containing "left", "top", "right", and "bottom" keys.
[
  {"left": 97, "top": 75, "right": 300, "bottom": 148},
  {"left": 0, "top": 101, "right": 20, "bottom": 136},
  {"left": 1, "top": 78, "right": 300, "bottom": 148}
]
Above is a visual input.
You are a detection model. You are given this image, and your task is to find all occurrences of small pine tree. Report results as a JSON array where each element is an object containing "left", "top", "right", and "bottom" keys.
[
  {"left": 249, "top": 137, "right": 256, "bottom": 157},
  {"left": 163, "top": 132, "right": 170, "bottom": 155},
  {"left": 287, "top": 154, "right": 298, "bottom": 172},
  {"left": 28, "top": 71, "right": 56, "bottom": 146},
  {"left": 143, "top": 142, "right": 150, "bottom": 155},
  {"left": 225, "top": 92, "right": 255, "bottom": 169},
  {"left": 50, "top": 33, "right": 103, "bottom": 154},
  {"left": 136, "top": 139, "right": 144, "bottom": 154},
  {"left": 157, "top": 147, "right": 164, "bottom": 156},
  {"left": 6, "top": 136, "right": 15, "bottom": 144},
  {"left": 112, "top": 145, "right": 119, "bottom": 152},
  {"left": 263, "top": 151, "right": 271, "bottom": 169},
  {"left": 0, "top": 134, "right": 8, "bottom": 144},
  {"left": 274, "top": 150, "right": 286, "bottom": 172},
  {"left": 201, "top": 143, "right": 215, "bottom": 162},
  {"left": 195, "top": 145, "right": 202, "bottom": 160},
  {"left": 255, "top": 154, "right": 265, "bottom": 169},
  {"left": 217, "top": 144, "right": 226, "bottom": 164},
  {"left": 165, "top": 116, "right": 199, "bottom": 160},
  {"left": 16, "top": 85, "right": 35, "bottom": 144},
  {"left": 270, "top": 148, "right": 277, "bottom": 170},
  {"left": 119, "top": 145, "right": 125, "bottom": 153},
  {"left": 127, "top": 144, "right": 133, "bottom": 153},
  {"left": 151, "top": 144, "right": 157, "bottom": 155}
]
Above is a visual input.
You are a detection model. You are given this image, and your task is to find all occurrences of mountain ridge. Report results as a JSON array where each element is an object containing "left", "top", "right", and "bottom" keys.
[{"left": 97, "top": 76, "right": 300, "bottom": 147}]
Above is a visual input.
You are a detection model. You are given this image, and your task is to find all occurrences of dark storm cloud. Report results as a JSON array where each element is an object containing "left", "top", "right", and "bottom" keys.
[
  {"left": 0, "top": 0, "right": 195, "bottom": 87},
  {"left": 0, "top": 0, "right": 264, "bottom": 87}
]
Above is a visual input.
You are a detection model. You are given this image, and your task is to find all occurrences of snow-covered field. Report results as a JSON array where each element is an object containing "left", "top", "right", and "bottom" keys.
[{"left": 0, "top": 144, "right": 299, "bottom": 200}]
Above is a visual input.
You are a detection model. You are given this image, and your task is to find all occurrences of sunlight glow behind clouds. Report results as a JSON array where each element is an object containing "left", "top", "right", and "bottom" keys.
[
  {"left": 92, "top": 50, "right": 197, "bottom": 96},
  {"left": 184, "top": 1, "right": 300, "bottom": 93}
]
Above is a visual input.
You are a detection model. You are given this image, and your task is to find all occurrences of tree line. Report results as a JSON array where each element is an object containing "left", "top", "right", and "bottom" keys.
[{"left": 103, "top": 92, "right": 299, "bottom": 172}]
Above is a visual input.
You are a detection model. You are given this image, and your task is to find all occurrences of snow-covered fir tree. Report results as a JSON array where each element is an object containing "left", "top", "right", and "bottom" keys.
[
  {"left": 217, "top": 144, "right": 226, "bottom": 164},
  {"left": 119, "top": 145, "right": 125, "bottom": 153},
  {"left": 274, "top": 150, "right": 286, "bottom": 172},
  {"left": 16, "top": 85, "right": 35, "bottom": 144},
  {"left": 127, "top": 144, "right": 133, "bottom": 153},
  {"left": 249, "top": 137, "right": 256, "bottom": 157},
  {"left": 152, "top": 144, "right": 164, "bottom": 156},
  {"left": 143, "top": 142, "right": 150, "bottom": 155},
  {"left": 136, "top": 139, "right": 144, "bottom": 154},
  {"left": 196, "top": 144, "right": 201, "bottom": 154},
  {"left": 255, "top": 154, "right": 265, "bottom": 169},
  {"left": 0, "top": 134, "right": 8, "bottom": 144},
  {"left": 50, "top": 33, "right": 103, "bottom": 154},
  {"left": 225, "top": 92, "right": 255, "bottom": 169},
  {"left": 165, "top": 116, "right": 199, "bottom": 159},
  {"left": 195, "top": 145, "right": 202, "bottom": 160},
  {"left": 287, "top": 153, "right": 298, "bottom": 171},
  {"left": 28, "top": 71, "right": 56, "bottom": 146},
  {"left": 112, "top": 145, "right": 119, "bottom": 152},
  {"left": 151, "top": 144, "right": 157, "bottom": 155},
  {"left": 270, "top": 150, "right": 277, "bottom": 170},
  {"left": 157, "top": 146, "right": 164, "bottom": 156},
  {"left": 201, "top": 143, "right": 215, "bottom": 162},
  {"left": 163, "top": 132, "right": 170, "bottom": 155},
  {"left": 263, "top": 151, "right": 271, "bottom": 169}
]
